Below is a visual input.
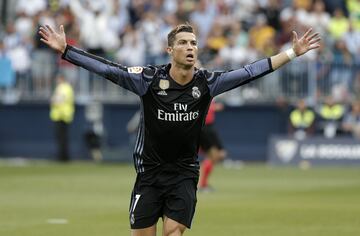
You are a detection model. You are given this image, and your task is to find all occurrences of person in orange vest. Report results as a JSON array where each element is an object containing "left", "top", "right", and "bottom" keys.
[{"left": 50, "top": 74, "right": 74, "bottom": 162}]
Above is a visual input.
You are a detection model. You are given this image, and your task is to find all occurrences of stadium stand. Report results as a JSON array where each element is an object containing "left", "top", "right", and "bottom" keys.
[{"left": 0, "top": 0, "right": 358, "bottom": 105}]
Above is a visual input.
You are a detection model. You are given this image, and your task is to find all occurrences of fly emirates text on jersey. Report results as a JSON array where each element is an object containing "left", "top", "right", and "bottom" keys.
[{"left": 157, "top": 103, "right": 199, "bottom": 122}]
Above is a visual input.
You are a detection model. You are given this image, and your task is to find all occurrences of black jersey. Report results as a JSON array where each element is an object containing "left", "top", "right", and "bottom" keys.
[{"left": 62, "top": 45, "right": 273, "bottom": 179}]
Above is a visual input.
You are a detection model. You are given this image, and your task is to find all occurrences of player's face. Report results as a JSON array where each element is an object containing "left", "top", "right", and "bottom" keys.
[{"left": 168, "top": 32, "right": 198, "bottom": 68}]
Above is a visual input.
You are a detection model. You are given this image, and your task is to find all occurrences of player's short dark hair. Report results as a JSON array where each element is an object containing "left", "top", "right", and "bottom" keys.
[{"left": 167, "top": 23, "right": 194, "bottom": 47}]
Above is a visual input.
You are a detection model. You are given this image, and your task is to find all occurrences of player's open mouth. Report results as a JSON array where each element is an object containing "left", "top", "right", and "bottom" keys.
[{"left": 186, "top": 54, "right": 194, "bottom": 60}]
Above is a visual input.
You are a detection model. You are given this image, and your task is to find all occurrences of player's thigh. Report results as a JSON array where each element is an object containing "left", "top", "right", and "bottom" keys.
[
  {"left": 162, "top": 216, "right": 186, "bottom": 236},
  {"left": 129, "top": 181, "right": 163, "bottom": 229},
  {"left": 163, "top": 179, "right": 197, "bottom": 229}
]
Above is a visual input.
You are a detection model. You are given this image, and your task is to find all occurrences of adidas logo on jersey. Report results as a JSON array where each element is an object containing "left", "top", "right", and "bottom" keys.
[{"left": 157, "top": 90, "right": 167, "bottom": 96}]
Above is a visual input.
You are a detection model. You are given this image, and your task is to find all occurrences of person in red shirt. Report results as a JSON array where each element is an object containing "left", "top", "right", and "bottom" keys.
[{"left": 199, "top": 100, "right": 226, "bottom": 192}]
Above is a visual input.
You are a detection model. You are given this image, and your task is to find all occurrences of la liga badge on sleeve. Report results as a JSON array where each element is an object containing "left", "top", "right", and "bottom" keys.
[{"left": 127, "top": 66, "right": 143, "bottom": 74}]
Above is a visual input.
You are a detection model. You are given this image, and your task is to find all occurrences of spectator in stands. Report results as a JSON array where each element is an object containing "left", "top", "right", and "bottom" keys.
[
  {"left": 50, "top": 74, "right": 74, "bottom": 162},
  {"left": 258, "top": 0, "right": 282, "bottom": 32},
  {"left": 16, "top": 0, "right": 47, "bottom": 17},
  {"left": 216, "top": 34, "right": 258, "bottom": 70},
  {"left": 343, "top": 22, "right": 360, "bottom": 64},
  {"left": 328, "top": 8, "right": 350, "bottom": 41},
  {"left": 317, "top": 96, "right": 346, "bottom": 138},
  {"left": 353, "top": 72, "right": 360, "bottom": 100},
  {"left": 322, "top": 0, "right": 347, "bottom": 15},
  {"left": 190, "top": 0, "right": 217, "bottom": 48},
  {"left": 293, "top": 0, "right": 313, "bottom": 11},
  {"left": 289, "top": 99, "right": 315, "bottom": 139},
  {"left": 108, "top": 0, "right": 129, "bottom": 37},
  {"left": 234, "top": 0, "right": 259, "bottom": 26},
  {"left": 342, "top": 100, "right": 360, "bottom": 139},
  {"left": 139, "top": 11, "right": 166, "bottom": 65},
  {"left": 280, "top": 0, "right": 310, "bottom": 32},
  {"left": 0, "top": 40, "right": 16, "bottom": 94},
  {"left": 0, "top": 40, "right": 6, "bottom": 59},
  {"left": 6, "top": 38, "right": 31, "bottom": 96},
  {"left": 2, "top": 21, "right": 31, "bottom": 96},
  {"left": 229, "top": 21, "right": 249, "bottom": 49},
  {"left": 115, "top": 25, "right": 145, "bottom": 66},
  {"left": 307, "top": 0, "right": 330, "bottom": 37},
  {"left": 329, "top": 39, "right": 353, "bottom": 96},
  {"left": 205, "top": 22, "right": 228, "bottom": 60},
  {"left": 315, "top": 41, "right": 333, "bottom": 96},
  {"left": 214, "top": 1, "right": 234, "bottom": 28},
  {"left": 69, "top": 0, "right": 119, "bottom": 56},
  {"left": 3, "top": 22, "right": 21, "bottom": 51},
  {"left": 346, "top": 0, "right": 360, "bottom": 30},
  {"left": 249, "top": 14, "right": 276, "bottom": 56},
  {"left": 14, "top": 10, "right": 34, "bottom": 41}
]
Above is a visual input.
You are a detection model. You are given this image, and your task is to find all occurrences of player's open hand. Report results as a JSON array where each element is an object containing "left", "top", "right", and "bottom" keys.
[
  {"left": 39, "top": 25, "right": 67, "bottom": 54},
  {"left": 292, "top": 28, "right": 321, "bottom": 56}
]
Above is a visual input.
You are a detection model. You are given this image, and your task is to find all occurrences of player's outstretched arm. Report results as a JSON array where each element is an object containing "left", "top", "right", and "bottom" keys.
[
  {"left": 39, "top": 25, "right": 67, "bottom": 54},
  {"left": 271, "top": 28, "right": 321, "bottom": 70},
  {"left": 38, "top": 24, "right": 151, "bottom": 96},
  {"left": 206, "top": 28, "right": 320, "bottom": 97}
]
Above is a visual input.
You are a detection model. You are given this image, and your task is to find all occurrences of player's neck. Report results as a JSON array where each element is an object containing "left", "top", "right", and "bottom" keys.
[{"left": 169, "top": 64, "right": 194, "bottom": 85}]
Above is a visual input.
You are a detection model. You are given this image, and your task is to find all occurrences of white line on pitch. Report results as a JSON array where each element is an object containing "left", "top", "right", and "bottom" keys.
[{"left": 46, "top": 218, "right": 69, "bottom": 224}]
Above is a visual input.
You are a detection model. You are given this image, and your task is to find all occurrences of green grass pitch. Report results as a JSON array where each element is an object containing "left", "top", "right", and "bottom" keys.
[{"left": 1, "top": 161, "right": 360, "bottom": 236}]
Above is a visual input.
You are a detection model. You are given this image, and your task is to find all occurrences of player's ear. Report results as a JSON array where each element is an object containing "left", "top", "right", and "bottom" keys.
[{"left": 167, "top": 47, "right": 173, "bottom": 55}]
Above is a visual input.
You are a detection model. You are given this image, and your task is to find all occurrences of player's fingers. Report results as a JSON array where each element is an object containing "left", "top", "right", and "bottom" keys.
[
  {"left": 309, "top": 44, "right": 321, "bottom": 50},
  {"left": 39, "top": 31, "right": 49, "bottom": 40},
  {"left": 40, "top": 38, "right": 50, "bottom": 45},
  {"left": 39, "top": 27, "right": 50, "bottom": 36},
  {"left": 303, "top": 28, "right": 312, "bottom": 38},
  {"left": 39, "top": 26, "right": 49, "bottom": 35},
  {"left": 307, "top": 32, "right": 320, "bottom": 41},
  {"left": 309, "top": 37, "right": 321, "bottom": 45},
  {"left": 292, "top": 31, "right": 298, "bottom": 43},
  {"left": 60, "top": 25, "right": 64, "bottom": 34},
  {"left": 46, "top": 24, "right": 54, "bottom": 33}
]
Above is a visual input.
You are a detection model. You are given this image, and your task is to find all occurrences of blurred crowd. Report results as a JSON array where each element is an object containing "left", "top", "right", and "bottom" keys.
[{"left": 1, "top": 0, "right": 360, "bottom": 103}]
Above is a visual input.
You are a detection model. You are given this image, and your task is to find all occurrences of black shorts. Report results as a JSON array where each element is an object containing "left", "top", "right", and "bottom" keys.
[
  {"left": 199, "top": 124, "right": 223, "bottom": 152},
  {"left": 129, "top": 173, "right": 197, "bottom": 229}
]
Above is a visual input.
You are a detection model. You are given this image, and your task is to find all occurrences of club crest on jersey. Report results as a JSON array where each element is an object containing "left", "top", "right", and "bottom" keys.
[
  {"left": 192, "top": 86, "right": 201, "bottom": 99},
  {"left": 159, "top": 79, "right": 169, "bottom": 90},
  {"left": 127, "top": 66, "right": 143, "bottom": 74}
]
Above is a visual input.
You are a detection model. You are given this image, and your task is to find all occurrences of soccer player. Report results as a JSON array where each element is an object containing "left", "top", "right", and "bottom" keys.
[
  {"left": 39, "top": 23, "right": 320, "bottom": 236},
  {"left": 199, "top": 100, "right": 226, "bottom": 192}
]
